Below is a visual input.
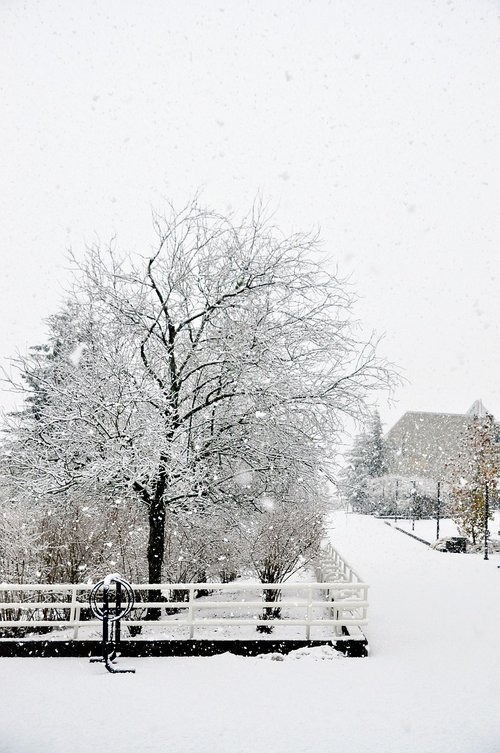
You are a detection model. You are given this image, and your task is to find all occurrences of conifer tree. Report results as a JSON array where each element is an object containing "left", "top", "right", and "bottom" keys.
[
  {"left": 340, "top": 410, "right": 386, "bottom": 513},
  {"left": 364, "top": 411, "right": 386, "bottom": 478}
]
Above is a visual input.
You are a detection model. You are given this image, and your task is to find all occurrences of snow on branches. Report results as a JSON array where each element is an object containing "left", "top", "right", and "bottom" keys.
[{"left": 2, "top": 199, "right": 394, "bottom": 584}]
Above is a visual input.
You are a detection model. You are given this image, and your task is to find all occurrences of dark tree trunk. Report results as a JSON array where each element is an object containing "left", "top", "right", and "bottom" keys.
[
  {"left": 146, "top": 497, "right": 166, "bottom": 620},
  {"left": 257, "top": 588, "right": 282, "bottom": 634}
]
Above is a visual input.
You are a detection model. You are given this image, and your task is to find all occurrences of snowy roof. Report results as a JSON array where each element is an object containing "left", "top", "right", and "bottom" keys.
[
  {"left": 466, "top": 399, "right": 489, "bottom": 418},
  {"left": 385, "top": 404, "right": 497, "bottom": 480}
]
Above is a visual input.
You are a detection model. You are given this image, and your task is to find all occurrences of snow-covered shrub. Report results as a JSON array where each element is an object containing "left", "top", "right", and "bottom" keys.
[
  {"left": 0, "top": 492, "right": 148, "bottom": 585},
  {"left": 241, "top": 490, "right": 325, "bottom": 633},
  {"left": 365, "top": 475, "right": 446, "bottom": 518}
]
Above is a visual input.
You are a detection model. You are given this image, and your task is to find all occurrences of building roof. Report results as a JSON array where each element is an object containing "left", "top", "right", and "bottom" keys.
[
  {"left": 466, "top": 399, "right": 488, "bottom": 418},
  {"left": 385, "top": 401, "right": 495, "bottom": 480}
]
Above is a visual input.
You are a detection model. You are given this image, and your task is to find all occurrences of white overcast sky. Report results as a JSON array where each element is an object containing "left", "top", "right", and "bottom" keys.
[{"left": 1, "top": 0, "right": 500, "bottom": 432}]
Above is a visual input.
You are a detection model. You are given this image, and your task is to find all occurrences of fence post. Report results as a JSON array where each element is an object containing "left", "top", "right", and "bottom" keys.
[
  {"left": 306, "top": 585, "right": 312, "bottom": 640},
  {"left": 188, "top": 585, "right": 195, "bottom": 639},
  {"left": 334, "top": 604, "right": 341, "bottom": 636},
  {"left": 70, "top": 586, "right": 79, "bottom": 640}
]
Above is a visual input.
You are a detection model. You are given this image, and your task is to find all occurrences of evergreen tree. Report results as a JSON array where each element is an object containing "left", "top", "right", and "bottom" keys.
[
  {"left": 18, "top": 302, "right": 83, "bottom": 421},
  {"left": 340, "top": 410, "right": 386, "bottom": 513},
  {"left": 364, "top": 411, "right": 386, "bottom": 477}
]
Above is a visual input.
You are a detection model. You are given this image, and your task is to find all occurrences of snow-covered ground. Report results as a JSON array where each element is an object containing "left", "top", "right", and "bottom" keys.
[
  {"left": 392, "top": 515, "right": 459, "bottom": 541},
  {"left": 392, "top": 511, "right": 500, "bottom": 544},
  {"left": 1, "top": 513, "right": 500, "bottom": 753}
]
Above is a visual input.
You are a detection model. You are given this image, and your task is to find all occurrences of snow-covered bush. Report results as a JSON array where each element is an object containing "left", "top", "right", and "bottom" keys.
[
  {"left": 0, "top": 492, "right": 148, "bottom": 585},
  {"left": 241, "top": 488, "right": 326, "bottom": 632}
]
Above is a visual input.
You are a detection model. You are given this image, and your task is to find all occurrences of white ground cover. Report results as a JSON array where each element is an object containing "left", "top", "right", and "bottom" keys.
[
  {"left": 392, "top": 515, "right": 460, "bottom": 541},
  {"left": 394, "top": 511, "right": 500, "bottom": 545},
  {"left": 1, "top": 512, "right": 500, "bottom": 753}
]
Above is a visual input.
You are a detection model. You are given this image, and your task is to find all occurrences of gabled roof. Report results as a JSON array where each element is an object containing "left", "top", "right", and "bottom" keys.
[{"left": 466, "top": 399, "right": 489, "bottom": 418}]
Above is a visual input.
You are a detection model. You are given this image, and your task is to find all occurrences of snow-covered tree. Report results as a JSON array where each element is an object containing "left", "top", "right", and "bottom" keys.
[
  {"left": 364, "top": 411, "right": 385, "bottom": 478},
  {"left": 2, "top": 200, "right": 393, "bottom": 591},
  {"left": 339, "top": 410, "right": 386, "bottom": 513},
  {"left": 447, "top": 414, "right": 498, "bottom": 544}
]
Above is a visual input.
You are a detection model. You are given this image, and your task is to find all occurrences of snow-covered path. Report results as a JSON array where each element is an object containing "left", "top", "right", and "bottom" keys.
[
  {"left": 330, "top": 512, "right": 500, "bottom": 661},
  {"left": 1, "top": 513, "right": 499, "bottom": 753},
  {"left": 328, "top": 513, "right": 500, "bottom": 749}
]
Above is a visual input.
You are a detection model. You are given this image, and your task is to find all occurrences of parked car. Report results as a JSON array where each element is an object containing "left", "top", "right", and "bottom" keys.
[{"left": 431, "top": 537, "right": 468, "bottom": 553}]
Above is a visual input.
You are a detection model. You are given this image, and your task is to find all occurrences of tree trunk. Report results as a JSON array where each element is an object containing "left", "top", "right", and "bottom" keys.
[
  {"left": 257, "top": 588, "right": 282, "bottom": 634},
  {"left": 146, "top": 498, "right": 166, "bottom": 620}
]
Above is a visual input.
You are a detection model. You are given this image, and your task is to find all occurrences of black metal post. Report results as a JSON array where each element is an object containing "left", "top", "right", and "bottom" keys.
[
  {"left": 89, "top": 575, "right": 135, "bottom": 674},
  {"left": 436, "top": 481, "right": 441, "bottom": 541},
  {"left": 102, "top": 580, "right": 110, "bottom": 664},
  {"left": 484, "top": 481, "right": 489, "bottom": 561},
  {"left": 412, "top": 481, "right": 416, "bottom": 531},
  {"left": 115, "top": 580, "right": 122, "bottom": 647},
  {"left": 394, "top": 479, "right": 399, "bottom": 524}
]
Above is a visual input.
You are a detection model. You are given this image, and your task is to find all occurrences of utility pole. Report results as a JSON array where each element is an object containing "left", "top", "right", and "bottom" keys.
[
  {"left": 484, "top": 481, "right": 489, "bottom": 561},
  {"left": 436, "top": 481, "right": 441, "bottom": 541},
  {"left": 412, "top": 480, "right": 416, "bottom": 531},
  {"left": 394, "top": 479, "right": 399, "bottom": 525}
]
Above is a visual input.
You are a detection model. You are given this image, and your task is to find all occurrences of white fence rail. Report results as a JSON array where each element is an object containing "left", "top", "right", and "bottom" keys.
[
  {"left": 314, "top": 542, "right": 369, "bottom": 641},
  {"left": 315, "top": 541, "right": 365, "bottom": 585},
  {"left": 0, "top": 547, "right": 368, "bottom": 642}
]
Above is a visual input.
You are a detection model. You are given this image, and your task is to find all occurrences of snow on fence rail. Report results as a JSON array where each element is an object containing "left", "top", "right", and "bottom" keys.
[
  {"left": 314, "top": 542, "right": 368, "bottom": 644},
  {"left": 315, "top": 542, "right": 365, "bottom": 585},
  {"left": 0, "top": 546, "right": 368, "bottom": 644}
]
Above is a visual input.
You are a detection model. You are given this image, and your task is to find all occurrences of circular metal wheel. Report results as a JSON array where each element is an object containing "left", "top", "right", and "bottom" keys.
[{"left": 89, "top": 576, "right": 135, "bottom": 622}]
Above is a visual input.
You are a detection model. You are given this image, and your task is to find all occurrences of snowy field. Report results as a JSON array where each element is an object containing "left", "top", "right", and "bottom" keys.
[{"left": 1, "top": 512, "right": 500, "bottom": 753}]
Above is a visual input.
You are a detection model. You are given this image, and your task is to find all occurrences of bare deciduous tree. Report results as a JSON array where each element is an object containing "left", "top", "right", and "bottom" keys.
[
  {"left": 242, "top": 488, "right": 326, "bottom": 633},
  {"left": 2, "top": 200, "right": 394, "bottom": 598}
]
